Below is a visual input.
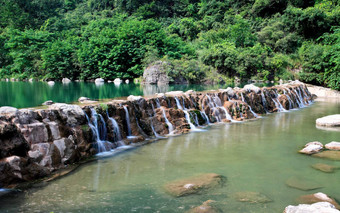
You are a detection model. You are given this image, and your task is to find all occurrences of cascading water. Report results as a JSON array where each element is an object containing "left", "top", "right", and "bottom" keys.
[
  {"left": 240, "top": 93, "right": 258, "bottom": 118},
  {"left": 85, "top": 109, "right": 109, "bottom": 153},
  {"left": 161, "top": 108, "right": 174, "bottom": 134},
  {"left": 184, "top": 111, "right": 198, "bottom": 130},
  {"left": 205, "top": 94, "right": 234, "bottom": 122},
  {"left": 200, "top": 111, "right": 210, "bottom": 124},
  {"left": 261, "top": 91, "right": 269, "bottom": 113},
  {"left": 106, "top": 111, "right": 122, "bottom": 143},
  {"left": 123, "top": 106, "right": 132, "bottom": 137},
  {"left": 283, "top": 89, "right": 293, "bottom": 109},
  {"left": 175, "top": 97, "right": 183, "bottom": 110},
  {"left": 156, "top": 98, "right": 161, "bottom": 108}
]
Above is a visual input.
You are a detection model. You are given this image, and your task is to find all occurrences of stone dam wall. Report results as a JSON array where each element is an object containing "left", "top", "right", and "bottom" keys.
[{"left": 0, "top": 82, "right": 314, "bottom": 188}]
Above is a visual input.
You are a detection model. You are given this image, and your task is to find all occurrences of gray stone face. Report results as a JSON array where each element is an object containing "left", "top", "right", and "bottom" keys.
[
  {"left": 142, "top": 61, "right": 170, "bottom": 85},
  {"left": 49, "top": 103, "right": 85, "bottom": 126},
  {"left": 0, "top": 107, "right": 18, "bottom": 115},
  {"left": 20, "top": 123, "right": 49, "bottom": 144},
  {"left": 47, "top": 122, "right": 61, "bottom": 140}
]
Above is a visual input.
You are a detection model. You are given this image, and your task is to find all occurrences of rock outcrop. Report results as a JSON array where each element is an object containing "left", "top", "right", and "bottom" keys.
[
  {"left": 0, "top": 82, "right": 314, "bottom": 187},
  {"left": 316, "top": 114, "right": 340, "bottom": 127},
  {"left": 142, "top": 61, "right": 170, "bottom": 85}
]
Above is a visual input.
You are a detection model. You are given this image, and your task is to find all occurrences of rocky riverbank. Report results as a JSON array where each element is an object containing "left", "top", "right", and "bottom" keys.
[{"left": 0, "top": 81, "right": 314, "bottom": 188}]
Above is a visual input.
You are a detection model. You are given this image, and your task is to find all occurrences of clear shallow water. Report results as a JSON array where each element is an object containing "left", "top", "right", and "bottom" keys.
[
  {"left": 0, "top": 81, "right": 273, "bottom": 108},
  {"left": 1, "top": 100, "right": 340, "bottom": 213}
]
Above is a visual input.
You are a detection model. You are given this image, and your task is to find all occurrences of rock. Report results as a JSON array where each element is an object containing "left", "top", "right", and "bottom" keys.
[
  {"left": 47, "top": 81, "right": 55, "bottom": 86},
  {"left": 114, "top": 78, "right": 122, "bottom": 84},
  {"left": 296, "top": 192, "right": 340, "bottom": 209},
  {"left": 299, "top": 141, "right": 323, "bottom": 154},
  {"left": 94, "top": 78, "right": 104, "bottom": 83},
  {"left": 30, "top": 143, "right": 61, "bottom": 168},
  {"left": 29, "top": 78, "right": 34, "bottom": 82},
  {"left": 325, "top": 142, "right": 340, "bottom": 151},
  {"left": 0, "top": 107, "right": 18, "bottom": 115},
  {"left": 164, "top": 173, "right": 224, "bottom": 197},
  {"left": 156, "top": 93, "right": 165, "bottom": 98},
  {"left": 47, "top": 121, "right": 61, "bottom": 140},
  {"left": 0, "top": 123, "right": 29, "bottom": 158},
  {"left": 53, "top": 137, "right": 76, "bottom": 164},
  {"left": 243, "top": 84, "right": 261, "bottom": 94},
  {"left": 312, "top": 163, "right": 339, "bottom": 173},
  {"left": 187, "top": 200, "right": 219, "bottom": 213},
  {"left": 78, "top": 97, "right": 90, "bottom": 102},
  {"left": 234, "top": 191, "right": 272, "bottom": 203},
  {"left": 20, "top": 123, "right": 49, "bottom": 144},
  {"left": 42, "top": 100, "right": 54, "bottom": 106},
  {"left": 127, "top": 95, "right": 143, "bottom": 102},
  {"left": 49, "top": 103, "right": 85, "bottom": 126},
  {"left": 125, "top": 79, "right": 129, "bottom": 84},
  {"left": 313, "top": 151, "right": 340, "bottom": 161},
  {"left": 307, "top": 85, "right": 340, "bottom": 98},
  {"left": 316, "top": 114, "right": 340, "bottom": 127},
  {"left": 142, "top": 61, "right": 170, "bottom": 85},
  {"left": 62, "top": 78, "right": 71, "bottom": 83},
  {"left": 285, "top": 177, "right": 323, "bottom": 191},
  {"left": 284, "top": 202, "right": 340, "bottom": 213},
  {"left": 165, "top": 91, "right": 184, "bottom": 97}
]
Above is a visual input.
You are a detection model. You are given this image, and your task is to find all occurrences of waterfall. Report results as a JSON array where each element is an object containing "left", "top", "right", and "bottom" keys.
[
  {"left": 156, "top": 98, "right": 161, "bottom": 108},
  {"left": 200, "top": 111, "right": 210, "bottom": 124},
  {"left": 106, "top": 111, "right": 122, "bottom": 142},
  {"left": 241, "top": 93, "right": 258, "bottom": 118},
  {"left": 123, "top": 106, "right": 132, "bottom": 136},
  {"left": 193, "top": 113, "right": 200, "bottom": 126},
  {"left": 261, "top": 91, "right": 269, "bottom": 113},
  {"left": 206, "top": 94, "right": 234, "bottom": 122},
  {"left": 85, "top": 109, "right": 108, "bottom": 153},
  {"left": 271, "top": 92, "right": 287, "bottom": 112},
  {"left": 161, "top": 108, "right": 174, "bottom": 134},
  {"left": 175, "top": 97, "right": 183, "bottom": 110},
  {"left": 283, "top": 89, "right": 293, "bottom": 109},
  {"left": 151, "top": 103, "right": 155, "bottom": 114},
  {"left": 184, "top": 111, "right": 198, "bottom": 130},
  {"left": 98, "top": 114, "right": 107, "bottom": 141},
  {"left": 150, "top": 120, "right": 163, "bottom": 138},
  {"left": 181, "top": 97, "right": 187, "bottom": 110}
]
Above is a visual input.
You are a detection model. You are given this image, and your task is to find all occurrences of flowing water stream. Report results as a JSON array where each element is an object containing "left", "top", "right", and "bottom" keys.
[{"left": 1, "top": 100, "right": 340, "bottom": 212}]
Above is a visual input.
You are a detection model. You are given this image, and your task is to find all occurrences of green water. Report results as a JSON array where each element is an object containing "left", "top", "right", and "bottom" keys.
[
  {"left": 1, "top": 100, "right": 340, "bottom": 212},
  {"left": 0, "top": 81, "right": 274, "bottom": 108}
]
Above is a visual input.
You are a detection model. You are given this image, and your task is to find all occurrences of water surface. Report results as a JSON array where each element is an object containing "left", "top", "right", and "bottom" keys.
[
  {"left": 1, "top": 100, "right": 340, "bottom": 212},
  {"left": 0, "top": 81, "right": 273, "bottom": 108}
]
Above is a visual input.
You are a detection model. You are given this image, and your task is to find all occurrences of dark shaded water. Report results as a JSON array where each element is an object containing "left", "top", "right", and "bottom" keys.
[
  {"left": 1, "top": 99, "right": 340, "bottom": 212},
  {"left": 0, "top": 81, "right": 273, "bottom": 108}
]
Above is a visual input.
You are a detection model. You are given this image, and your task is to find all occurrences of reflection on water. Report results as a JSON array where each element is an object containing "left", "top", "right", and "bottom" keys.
[
  {"left": 0, "top": 81, "right": 274, "bottom": 108},
  {"left": 2, "top": 100, "right": 339, "bottom": 212}
]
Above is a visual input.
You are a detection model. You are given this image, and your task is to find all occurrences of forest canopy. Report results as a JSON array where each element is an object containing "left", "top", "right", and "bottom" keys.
[{"left": 0, "top": 0, "right": 339, "bottom": 89}]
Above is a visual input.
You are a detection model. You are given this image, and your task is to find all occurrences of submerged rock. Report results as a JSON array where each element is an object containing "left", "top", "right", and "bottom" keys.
[
  {"left": 312, "top": 163, "right": 339, "bottom": 173},
  {"left": 296, "top": 192, "right": 340, "bottom": 209},
  {"left": 187, "top": 200, "right": 220, "bottom": 213},
  {"left": 164, "top": 173, "right": 224, "bottom": 197},
  {"left": 285, "top": 176, "right": 323, "bottom": 191},
  {"left": 313, "top": 151, "right": 340, "bottom": 161},
  {"left": 316, "top": 114, "right": 340, "bottom": 127},
  {"left": 284, "top": 202, "right": 340, "bottom": 213},
  {"left": 325, "top": 142, "right": 340, "bottom": 151},
  {"left": 234, "top": 191, "right": 272, "bottom": 203},
  {"left": 299, "top": 141, "right": 323, "bottom": 155}
]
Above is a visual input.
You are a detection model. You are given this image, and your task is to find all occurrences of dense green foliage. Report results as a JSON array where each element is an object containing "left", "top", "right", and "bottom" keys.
[{"left": 0, "top": 0, "right": 339, "bottom": 89}]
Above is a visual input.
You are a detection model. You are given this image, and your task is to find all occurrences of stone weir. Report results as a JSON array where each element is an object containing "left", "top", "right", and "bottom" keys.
[{"left": 0, "top": 81, "right": 314, "bottom": 188}]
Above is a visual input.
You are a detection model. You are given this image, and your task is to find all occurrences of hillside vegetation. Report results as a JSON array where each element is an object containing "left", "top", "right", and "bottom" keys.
[{"left": 0, "top": 0, "right": 339, "bottom": 89}]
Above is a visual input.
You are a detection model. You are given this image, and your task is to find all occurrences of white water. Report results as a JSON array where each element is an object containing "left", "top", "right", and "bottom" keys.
[
  {"left": 161, "top": 107, "right": 174, "bottom": 134},
  {"left": 123, "top": 106, "right": 132, "bottom": 136},
  {"left": 86, "top": 109, "right": 108, "bottom": 153},
  {"left": 240, "top": 93, "right": 258, "bottom": 118}
]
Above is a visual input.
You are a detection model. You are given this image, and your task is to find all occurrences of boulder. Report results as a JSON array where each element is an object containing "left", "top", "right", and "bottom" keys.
[
  {"left": 42, "top": 100, "right": 54, "bottom": 106},
  {"left": 234, "top": 191, "right": 272, "bottom": 203},
  {"left": 284, "top": 202, "right": 340, "bottom": 213},
  {"left": 53, "top": 137, "right": 76, "bottom": 164},
  {"left": 285, "top": 176, "right": 323, "bottom": 191},
  {"left": 187, "top": 200, "right": 220, "bottom": 213},
  {"left": 30, "top": 143, "right": 61, "bottom": 168},
  {"left": 316, "top": 115, "right": 340, "bottom": 127},
  {"left": 299, "top": 141, "right": 323, "bottom": 155},
  {"left": 313, "top": 151, "right": 340, "bottom": 161},
  {"left": 0, "top": 123, "right": 29, "bottom": 158},
  {"left": 125, "top": 79, "right": 129, "bottom": 84},
  {"left": 114, "top": 78, "right": 122, "bottom": 84},
  {"left": 127, "top": 95, "right": 143, "bottom": 102},
  {"left": 142, "top": 61, "right": 170, "bottom": 85},
  {"left": 47, "top": 81, "right": 55, "bottom": 86},
  {"left": 78, "top": 97, "right": 90, "bottom": 102},
  {"left": 20, "top": 123, "right": 49, "bottom": 144},
  {"left": 325, "top": 142, "right": 340, "bottom": 151},
  {"left": 296, "top": 192, "right": 340, "bottom": 209},
  {"left": 46, "top": 121, "right": 61, "bottom": 140},
  {"left": 0, "top": 107, "right": 18, "bottom": 115},
  {"left": 62, "top": 78, "right": 71, "bottom": 84},
  {"left": 164, "top": 173, "right": 224, "bottom": 197},
  {"left": 243, "top": 84, "right": 261, "bottom": 94},
  {"left": 94, "top": 78, "right": 104, "bottom": 83},
  {"left": 49, "top": 103, "right": 85, "bottom": 126},
  {"left": 312, "top": 163, "right": 339, "bottom": 173}
]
